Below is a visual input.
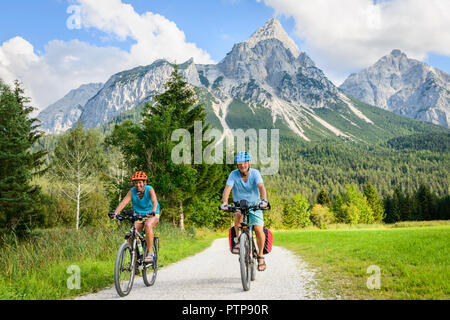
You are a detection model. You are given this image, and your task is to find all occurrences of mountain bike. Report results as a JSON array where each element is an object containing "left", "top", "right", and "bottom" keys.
[
  {"left": 220, "top": 200, "right": 271, "bottom": 291},
  {"left": 108, "top": 210, "right": 162, "bottom": 297}
]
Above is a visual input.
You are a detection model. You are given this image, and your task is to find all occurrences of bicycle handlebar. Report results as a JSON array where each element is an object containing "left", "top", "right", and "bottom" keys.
[
  {"left": 218, "top": 201, "right": 271, "bottom": 213},
  {"left": 108, "top": 210, "right": 156, "bottom": 222}
]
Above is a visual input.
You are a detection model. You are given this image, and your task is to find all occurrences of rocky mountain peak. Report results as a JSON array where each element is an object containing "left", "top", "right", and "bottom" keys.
[
  {"left": 340, "top": 50, "right": 450, "bottom": 128},
  {"left": 245, "top": 18, "right": 300, "bottom": 58},
  {"left": 37, "top": 82, "right": 103, "bottom": 134},
  {"left": 390, "top": 49, "right": 405, "bottom": 57}
]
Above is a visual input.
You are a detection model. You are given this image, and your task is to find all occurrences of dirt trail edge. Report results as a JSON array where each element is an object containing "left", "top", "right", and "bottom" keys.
[{"left": 76, "top": 238, "right": 323, "bottom": 300}]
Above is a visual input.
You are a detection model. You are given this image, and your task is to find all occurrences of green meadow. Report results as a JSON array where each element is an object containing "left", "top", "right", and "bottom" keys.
[
  {"left": 275, "top": 222, "right": 450, "bottom": 300},
  {"left": 0, "top": 222, "right": 221, "bottom": 300}
]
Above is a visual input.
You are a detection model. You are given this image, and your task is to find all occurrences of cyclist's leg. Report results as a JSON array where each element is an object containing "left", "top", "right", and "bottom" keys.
[
  {"left": 135, "top": 221, "right": 144, "bottom": 232},
  {"left": 250, "top": 210, "right": 266, "bottom": 271},
  {"left": 233, "top": 210, "right": 243, "bottom": 252},
  {"left": 253, "top": 225, "right": 265, "bottom": 257},
  {"left": 144, "top": 215, "right": 160, "bottom": 255}
]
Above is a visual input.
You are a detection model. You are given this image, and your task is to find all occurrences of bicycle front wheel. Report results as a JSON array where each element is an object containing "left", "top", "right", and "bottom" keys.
[
  {"left": 114, "top": 241, "right": 136, "bottom": 297},
  {"left": 251, "top": 239, "right": 257, "bottom": 281},
  {"left": 142, "top": 238, "right": 158, "bottom": 287},
  {"left": 239, "top": 233, "right": 251, "bottom": 291}
]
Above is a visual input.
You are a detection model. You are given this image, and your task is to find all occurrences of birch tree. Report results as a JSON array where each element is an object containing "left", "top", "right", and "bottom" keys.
[
  {"left": 50, "top": 124, "right": 105, "bottom": 230},
  {"left": 103, "top": 145, "right": 131, "bottom": 211}
]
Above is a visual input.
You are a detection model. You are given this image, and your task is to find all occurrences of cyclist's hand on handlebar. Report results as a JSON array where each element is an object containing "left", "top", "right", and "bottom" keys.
[
  {"left": 220, "top": 202, "right": 229, "bottom": 211},
  {"left": 108, "top": 212, "right": 118, "bottom": 220},
  {"left": 260, "top": 200, "right": 269, "bottom": 209}
]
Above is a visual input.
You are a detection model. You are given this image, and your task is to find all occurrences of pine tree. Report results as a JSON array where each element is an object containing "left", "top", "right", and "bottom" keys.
[
  {"left": 364, "top": 182, "right": 385, "bottom": 223},
  {"left": 111, "top": 65, "right": 227, "bottom": 229},
  {"left": 391, "top": 187, "right": 403, "bottom": 222},
  {"left": 0, "top": 80, "right": 47, "bottom": 235},
  {"left": 282, "top": 194, "right": 311, "bottom": 228},
  {"left": 317, "top": 188, "right": 330, "bottom": 207},
  {"left": 344, "top": 184, "right": 375, "bottom": 224},
  {"left": 415, "top": 184, "right": 432, "bottom": 221},
  {"left": 332, "top": 194, "right": 345, "bottom": 222}
]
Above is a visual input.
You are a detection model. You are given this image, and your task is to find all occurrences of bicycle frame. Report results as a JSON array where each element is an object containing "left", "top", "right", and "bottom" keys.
[{"left": 115, "top": 210, "right": 157, "bottom": 264}]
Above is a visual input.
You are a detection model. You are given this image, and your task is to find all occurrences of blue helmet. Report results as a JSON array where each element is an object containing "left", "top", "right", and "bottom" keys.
[{"left": 235, "top": 151, "right": 252, "bottom": 163}]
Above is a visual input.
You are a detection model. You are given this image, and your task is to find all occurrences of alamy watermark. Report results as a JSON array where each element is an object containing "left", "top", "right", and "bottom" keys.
[
  {"left": 67, "top": 265, "right": 81, "bottom": 290},
  {"left": 171, "top": 122, "right": 280, "bottom": 175},
  {"left": 366, "top": 265, "right": 381, "bottom": 290},
  {"left": 66, "top": 5, "right": 82, "bottom": 30}
]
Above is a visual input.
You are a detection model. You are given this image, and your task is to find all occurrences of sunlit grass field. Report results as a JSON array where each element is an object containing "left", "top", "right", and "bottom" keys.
[
  {"left": 0, "top": 222, "right": 221, "bottom": 300},
  {"left": 275, "top": 223, "right": 450, "bottom": 300}
]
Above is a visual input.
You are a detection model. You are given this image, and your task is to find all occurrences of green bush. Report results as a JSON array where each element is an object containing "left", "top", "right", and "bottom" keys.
[
  {"left": 282, "top": 194, "right": 312, "bottom": 229},
  {"left": 310, "top": 204, "right": 334, "bottom": 229},
  {"left": 185, "top": 195, "right": 229, "bottom": 229},
  {"left": 341, "top": 203, "right": 360, "bottom": 225},
  {"left": 332, "top": 185, "right": 376, "bottom": 224}
]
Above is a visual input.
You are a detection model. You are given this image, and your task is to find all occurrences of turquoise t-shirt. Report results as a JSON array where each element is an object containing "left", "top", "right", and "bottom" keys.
[
  {"left": 131, "top": 185, "right": 160, "bottom": 214},
  {"left": 226, "top": 168, "right": 264, "bottom": 205}
]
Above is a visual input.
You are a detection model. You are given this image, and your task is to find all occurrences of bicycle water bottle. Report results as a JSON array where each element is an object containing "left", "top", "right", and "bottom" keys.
[{"left": 137, "top": 241, "right": 143, "bottom": 256}]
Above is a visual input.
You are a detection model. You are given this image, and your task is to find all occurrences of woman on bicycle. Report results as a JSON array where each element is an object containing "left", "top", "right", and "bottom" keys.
[
  {"left": 112, "top": 171, "right": 160, "bottom": 263},
  {"left": 220, "top": 151, "right": 269, "bottom": 271}
]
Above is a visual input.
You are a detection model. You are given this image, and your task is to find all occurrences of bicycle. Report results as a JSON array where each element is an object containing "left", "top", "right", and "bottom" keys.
[
  {"left": 108, "top": 209, "right": 162, "bottom": 297},
  {"left": 220, "top": 199, "right": 271, "bottom": 291}
]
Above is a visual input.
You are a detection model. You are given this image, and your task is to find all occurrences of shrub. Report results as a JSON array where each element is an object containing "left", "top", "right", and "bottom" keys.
[
  {"left": 310, "top": 204, "right": 334, "bottom": 229},
  {"left": 341, "top": 203, "right": 360, "bottom": 225},
  {"left": 282, "top": 193, "right": 312, "bottom": 229}
]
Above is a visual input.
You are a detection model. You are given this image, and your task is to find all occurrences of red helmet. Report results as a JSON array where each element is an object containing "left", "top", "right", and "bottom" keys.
[{"left": 132, "top": 171, "right": 148, "bottom": 181}]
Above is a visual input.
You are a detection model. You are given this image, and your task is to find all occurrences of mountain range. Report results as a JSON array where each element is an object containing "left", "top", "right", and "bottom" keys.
[
  {"left": 38, "top": 82, "right": 103, "bottom": 134},
  {"left": 37, "top": 18, "right": 449, "bottom": 141},
  {"left": 340, "top": 49, "right": 450, "bottom": 128}
]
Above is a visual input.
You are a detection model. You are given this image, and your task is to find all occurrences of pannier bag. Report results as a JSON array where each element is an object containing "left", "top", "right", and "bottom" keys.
[
  {"left": 229, "top": 226, "right": 273, "bottom": 255},
  {"left": 263, "top": 227, "right": 273, "bottom": 254}
]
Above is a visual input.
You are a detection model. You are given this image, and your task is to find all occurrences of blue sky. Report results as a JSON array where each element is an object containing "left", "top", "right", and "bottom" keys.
[
  {"left": 1, "top": 0, "right": 449, "bottom": 110},
  {"left": 1, "top": 0, "right": 293, "bottom": 62}
]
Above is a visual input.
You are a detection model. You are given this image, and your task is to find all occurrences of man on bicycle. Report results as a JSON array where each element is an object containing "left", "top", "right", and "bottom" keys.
[
  {"left": 111, "top": 171, "right": 160, "bottom": 263},
  {"left": 220, "top": 151, "right": 269, "bottom": 271}
]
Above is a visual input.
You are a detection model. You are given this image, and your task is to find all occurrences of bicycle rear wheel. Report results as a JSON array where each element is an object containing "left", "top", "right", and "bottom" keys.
[
  {"left": 142, "top": 237, "right": 158, "bottom": 286},
  {"left": 239, "top": 233, "right": 251, "bottom": 291},
  {"left": 114, "top": 241, "right": 136, "bottom": 297}
]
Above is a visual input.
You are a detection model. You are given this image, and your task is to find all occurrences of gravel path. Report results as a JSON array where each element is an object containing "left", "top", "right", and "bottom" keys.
[{"left": 76, "top": 238, "right": 322, "bottom": 300}]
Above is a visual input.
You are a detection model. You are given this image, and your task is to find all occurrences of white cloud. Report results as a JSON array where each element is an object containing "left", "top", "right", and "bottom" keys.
[
  {"left": 0, "top": 37, "right": 130, "bottom": 114},
  {"left": 260, "top": 0, "right": 450, "bottom": 84},
  {"left": 0, "top": 0, "right": 213, "bottom": 113},
  {"left": 76, "top": 0, "right": 213, "bottom": 66}
]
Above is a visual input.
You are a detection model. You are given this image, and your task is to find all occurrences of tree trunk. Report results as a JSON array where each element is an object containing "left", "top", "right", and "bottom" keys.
[
  {"left": 76, "top": 181, "right": 80, "bottom": 231},
  {"left": 179, "top": 202, "right": 185, "bottom": 230}
]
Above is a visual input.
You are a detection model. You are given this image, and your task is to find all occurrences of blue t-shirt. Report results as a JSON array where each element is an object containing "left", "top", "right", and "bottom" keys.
[
  {"left": 131, "top": 185, "right": 160, "bottom": 214},
  {"left": 226, "top": 168, "right": 264, "bottom": 205}
]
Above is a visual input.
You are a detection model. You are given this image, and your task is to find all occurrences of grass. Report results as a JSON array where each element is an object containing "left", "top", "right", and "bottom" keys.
[
  {"left": 274, "top": 222, "right": 450, "bottom": 300},
  {"left": 0, "top": 222, "right": 222, "bottom": 300}
]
